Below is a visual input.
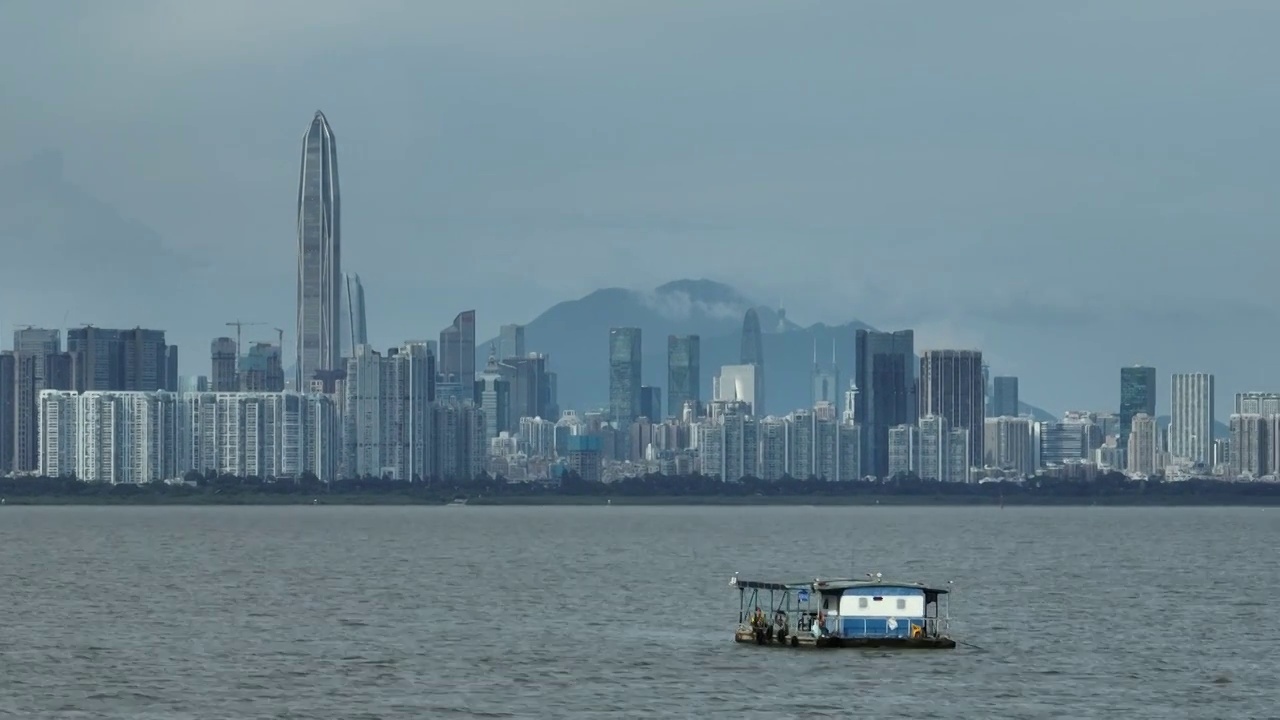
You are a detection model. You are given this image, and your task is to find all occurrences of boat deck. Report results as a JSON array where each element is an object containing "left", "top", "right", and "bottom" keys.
[{"left": 734, "top": 627, "right": 956, "bottom": 649}]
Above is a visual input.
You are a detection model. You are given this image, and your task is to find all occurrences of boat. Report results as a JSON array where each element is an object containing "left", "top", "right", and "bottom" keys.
[
  {"left": 730, "top": 572, "right": 956, "bottom": 649},
  {"left": 448, "top": 497, "right": 469, "bottom": 506}
]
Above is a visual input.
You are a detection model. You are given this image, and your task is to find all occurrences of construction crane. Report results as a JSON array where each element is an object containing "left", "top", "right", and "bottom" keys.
[
  {"left": 274, "top": 327, "right": 284, "bottom": 349},
  {"left": 226, "top": 320, "right": 265, "bottom": 353}
]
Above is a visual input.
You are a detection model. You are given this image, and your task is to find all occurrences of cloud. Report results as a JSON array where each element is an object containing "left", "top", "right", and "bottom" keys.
[{"left": 634, "top": 285, "right": 749, "bottom": 323}]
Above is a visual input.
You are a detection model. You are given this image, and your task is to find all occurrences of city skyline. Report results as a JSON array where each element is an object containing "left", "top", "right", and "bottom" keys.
[{"left": 5, "top": 4, "right": 1279, "bottom": 420}]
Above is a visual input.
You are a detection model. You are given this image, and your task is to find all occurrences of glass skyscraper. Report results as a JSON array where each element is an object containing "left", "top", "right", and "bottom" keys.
[
  {"left": 854, "top": 329, "right": 916, "bottom": 479},
  {"left": 740, "top": 309, "right": 765, "bottom": 416},
  {"left": 609, "top": 327, "right": 642, "bottom": 425},
  {"left": 296, "top": 111, "right": 341, "bottom": 389},
  {"left": 1119, "top": 366, "right": 1156, "bottom": 448},
  {"left": 667, "top": 334, "right": 700, "bottom": 418},
  {"left": 918, "top": 349, "right": 985, "bottom": 474},
  {"left": 339, "top": 272, "right": 367, "bottom": 361}
]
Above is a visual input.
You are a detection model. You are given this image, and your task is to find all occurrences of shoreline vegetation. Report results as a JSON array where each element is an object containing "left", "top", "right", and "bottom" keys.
[{"left": 2, "top": 472, "right": 1279, "bottom": 506}]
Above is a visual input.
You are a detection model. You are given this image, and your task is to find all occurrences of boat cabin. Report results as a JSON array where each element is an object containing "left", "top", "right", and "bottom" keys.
[{"left": 731, "top": 574, "right": 954, "bottom": 649}]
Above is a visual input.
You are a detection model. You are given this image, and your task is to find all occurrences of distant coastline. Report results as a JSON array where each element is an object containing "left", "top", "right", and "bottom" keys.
[{"left": 2, "top": 473, "right": 1278, "bottom": 507}]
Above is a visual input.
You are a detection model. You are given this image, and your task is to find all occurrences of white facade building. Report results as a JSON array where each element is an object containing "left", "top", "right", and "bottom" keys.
[
  {"left": 714, "top": 364, "right": 758, "bottom": 415},
  {"left": 1169, "top": 373, "right": 1215, "bottom": 465},
  {"left": 39, "top": 390, "right": 181, "bottom": 484},
  {"left": 181, "top": 392, "right": 339, "bottom": 482}
]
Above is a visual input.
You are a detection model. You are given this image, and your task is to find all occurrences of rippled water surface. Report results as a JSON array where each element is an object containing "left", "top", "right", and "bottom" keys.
[{"left": 1, "top": 506, "right": 1277, "bottom": 718}]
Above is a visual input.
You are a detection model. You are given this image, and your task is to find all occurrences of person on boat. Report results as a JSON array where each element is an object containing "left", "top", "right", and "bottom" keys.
[
  {"left": 750, "top": 606, "right": 767, "bottom": 629},
  {"left": 812, "top": 611, "right": 828, "bottom": 638}
]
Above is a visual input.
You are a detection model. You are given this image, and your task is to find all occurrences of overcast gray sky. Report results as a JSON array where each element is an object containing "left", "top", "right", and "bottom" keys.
[{"left": 1, "top": 1, "right": 1277, "bottom": 415}]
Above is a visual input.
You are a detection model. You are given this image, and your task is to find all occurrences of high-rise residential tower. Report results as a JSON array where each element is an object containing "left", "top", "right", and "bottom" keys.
[
  {"left": 740, "top": 310, "right": 765, "bottom": 416},
  {"left": 1119, "top": 366, "right": 1157, "bottom": 449},
  {"left": 854, "top": 329, "right": 916, "bottom": 479},
  {"left": 210, "top": 337, "right": 238, "bottom": 392},
  {"left": 609, "top": 327, "right": 642, "bottom": 425},
  {"left": 296, "top": 110, "right": 341, "bottom": 389},
  {"left": 1169, "top": 372, "right": 1215, "bottom": 465},
  {"left": 667, "top": 334, "right": 700, "bottom": 418},
  {"left": 339, "top": 272, "right": 367, "bottom": 360},
  {"left": 919, "top": 349, "right": 985, "bottom": 478}
]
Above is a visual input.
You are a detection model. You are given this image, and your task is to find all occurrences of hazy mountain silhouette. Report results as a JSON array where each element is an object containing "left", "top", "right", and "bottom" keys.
[{"left": 480, "top": 279, "right": 1055, "bottom": 419}]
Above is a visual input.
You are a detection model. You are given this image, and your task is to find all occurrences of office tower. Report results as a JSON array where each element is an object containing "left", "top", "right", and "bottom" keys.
[
  {"left": 296, "top": 110, "right": 342, "bottom": 389},
  {"left": 210, "top": 337, "right": 238, "bottom": 391},
  {"left": 13, "top": 328, "right": 61, "bottom": 392},
  {"left": 982, "top": 363, "right": 991, "bottom": 414},
  {"left": 181, "top": 391, "right": 338, "bottom": 481},
  {"left": 475, "top": 353, "right": 511, "bottom": 440},
  {"left": 238, "top": 342, "right": 285, "bottom": 392},
  {"left": 715, "top": 364, "right": 758, "bottom": 414},
  {"left": 1119, "top": 366, "right": 1157, "bottom": 449},
  {"left": 667, "top": 334, "right": 701, "bottom": 419},
  {"left": 1126, "top": 413, "right": 1158, "bottom": 476},
  {"left": 854, "top": 329, "right": 915, "bottom": 479},
  {"left": 640, "top": 385, "right": 662, "bottom": 421},
  {"left": 992, "top": 376, "right": 1019, "bottom": 418},
  {"left": 430, "top": 401, "right": 487, "bottom": 480},
  {"left": 812, "top": 339, "right": 840, "bottom": 407},
  {"left": 11, "top": 354, "right": 37, "bottom": 471},
  {"left": 499, "top": 353, "right": 553, "bottom": 428},
  {"left": 438, "top": 310, "right": 477, "bottom": 390},
  {"left": 120, "top": 328, "right": 171, "bottom": 391},
  {"left": 499, "top": 324, "right": 526, "bottom": 361},
  {"left": 740, "top": 309, "right": 766, "bottom": 416},
  {"left": 38, "top": 390, "right": 181, "bottom": 483},
  {"left": 165, "top": 346, "right": 179, "bottom": 392},
  {"left": 0, "top": 352, "right": 13, "bottom": 473},
  {"left": 342, "top": 343, "right": 434, "bottom": 481},
  {"left": 918, "top": 349, "right": 984, "bottom": 479},
  {"left": 1037, "top": 420, "right": 1091, "bottom": 467},
  {"left": 1235, "top": 392, "right": 1280, "bottom": 416},
  {"left": 338, "top": 272, "right": 368, "bottom": 360},
  {"left": 1169, "top": 372, "right": 1215, "bottom": 465},
  {"left": 609, "top": 327, "right": 642, "bottom": 425},
  {"left": 1229, "top": 414, "right": 1267, "bottom": 478}
]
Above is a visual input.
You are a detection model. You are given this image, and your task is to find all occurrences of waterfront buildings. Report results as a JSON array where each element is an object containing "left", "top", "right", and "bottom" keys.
[
  {"left": 666, "top": 334, "right": 700, "bottom": 419},
  {"left": 918, "top": 349, "right": 984, "bottom": 479},
  {"left": 339, "top": 273, "right": 368, "bottom": 359},
  {"left": 1119, "top": 366, "right": 1156, "bottom": 450},
  {"left": 740, "top": 310, "right": 766, "bottom": 416},
  {"left": 438, "top": 310, "right": 477, "bottom": 392},
  {"left": 854, "top": 329, "right": 915, "bottom": 479},
  {"left": 296, "top": 111, "right": 342, "bottom": 390},
  {"left": 991, "top": 376, "right": 1019, "bottom": 418},
  {"left": 608, "top": 327, "right": 642, "bottom": 425},
  {"left": 1169, "top": 372, "right": 1215, "bottom": 465}
]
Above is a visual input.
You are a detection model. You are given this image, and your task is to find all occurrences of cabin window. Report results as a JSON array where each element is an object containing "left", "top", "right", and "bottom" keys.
[
  {"left": 858, "top": 597, "right": 868, "bottom": 609},
  {"left": 896, "top": 598, "right": 906, "bottom": 610}
]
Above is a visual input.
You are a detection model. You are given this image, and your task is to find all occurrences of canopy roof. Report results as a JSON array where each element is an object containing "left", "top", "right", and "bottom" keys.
[{"left": 733, "top": 577, "right": 950, "bottom": 595}]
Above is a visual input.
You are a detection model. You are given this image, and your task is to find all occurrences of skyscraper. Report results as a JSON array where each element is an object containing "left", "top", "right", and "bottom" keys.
[
  {"left": 667, "top": 334, "right": 700, "bottom": 418},
  {"left": 854, "top": 329, "right": 915, "bottom": 479},
  {"left": 919, "top": 349, "right": 985, "bottom": 478},
  {"left": 740, "top": 310, "right": 765, "bottom": 416},
  {"left": 296, "top": 110, "right": 341, "bottom": 389},
  {"left": 1169, "top": 372, "right": 1215, "bottom": 465},
  {"left": 609, "top": 327, "right": 642, "bottom": 425},
  {"left": 339, "top": 272, "right": 367, "bottom": 360},
  {"left": 210, "top": 337, "right": 238, "bottom": 392},
  {"left": 1119, "top": 366, "right": 1157, "bottom": 449},
  {"left": 438, "top": 310, "right": 477, "bottom": 390},
  {"left": 13, "top": 328, "right": 60, "bottom": 392},
  {"left": 499, "top": 324, "right": 526, "bottom": 361},
  {"left": 0, "top": 351, "right": 14, "bottom": 473},
  {"left": 992, "top": 376, "right": 1019, "bottom": 417},
  {"left": 812, "top": 339, "right": 840, "bottom": 407}
]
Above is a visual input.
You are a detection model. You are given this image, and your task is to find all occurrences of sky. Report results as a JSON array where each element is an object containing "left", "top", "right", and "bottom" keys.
[{"left": 1, "top": 0, "right": 1277, "bottom": 416}]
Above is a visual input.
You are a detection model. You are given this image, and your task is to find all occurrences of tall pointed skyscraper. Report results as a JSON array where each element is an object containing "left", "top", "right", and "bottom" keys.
[
  {"left": 339, "top": 272, "right": 367, "bottom": 360},
  {"left": 740, "top": 309, "right": 765, "bottom": 415},
  {"left": 296, "top": 110, "right": 341, "bottom": 389}
]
